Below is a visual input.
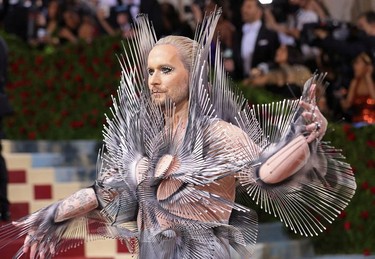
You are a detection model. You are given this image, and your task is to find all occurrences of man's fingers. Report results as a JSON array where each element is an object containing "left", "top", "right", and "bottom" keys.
[
  {"left": 306, "top": 132, "right": 319, "bottom": 143},
  {"left": 12, "top": 221, "right": 20, "bottom": 227},
  {"left": 50, "top": 242, "right": 56, "bottom": 255},
  {"left": 309, "top": 83, "right": 317, "bottom": 101},
  {"left": 39, "top": 248, "right": 45, "bottom": 259},
  {"left": 299, "top": 101, "right": 313, "bottom": 110},
  {"left": 22, "top": 236, "right": 30, "bottom": 254},
  {"left": 30, "top": 242, "right": 37, "bottom": 259},
  {"left": 305, "top": 122, "right": 321, "bottom": 143}
]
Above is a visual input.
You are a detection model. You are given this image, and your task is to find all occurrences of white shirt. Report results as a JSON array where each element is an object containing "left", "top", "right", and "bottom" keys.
[
  {"left": 123, "top": 0, "right": 141, "bottom": 20},
  {"left": 295, "top": 9, "right": 320, "bottom": 58},
  {"left": 295, "top": 9, "right": 319, "bottom": 30},
  {"left": 241, "top": 20, "right": 262, "bottom": 76}
]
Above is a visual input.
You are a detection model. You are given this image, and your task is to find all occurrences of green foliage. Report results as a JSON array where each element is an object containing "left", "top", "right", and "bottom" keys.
[
  {"left": 2, "top": 32, "right": 374, "bottom": 255},
  {"left": 241, "top": 85, "right": 375, "bottom": 256},
  {"left": 311, "top": 124, "right": 375, "bottom": 256},
  {"left": 2, "top": 31, "right": 123, "bottom": 139}
]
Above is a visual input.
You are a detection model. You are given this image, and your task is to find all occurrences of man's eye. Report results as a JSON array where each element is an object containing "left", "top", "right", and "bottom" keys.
[
  {"left": 161, "top": 66, "right": 173, "bottom": 74},
  {"left": 147, "top": 68, "right": 154, "bottom": 76}
]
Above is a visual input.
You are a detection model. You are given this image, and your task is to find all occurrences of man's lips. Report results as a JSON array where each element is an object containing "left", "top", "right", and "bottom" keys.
[{"left": 151, "top": 90, "right": 165, "bottom": 94}]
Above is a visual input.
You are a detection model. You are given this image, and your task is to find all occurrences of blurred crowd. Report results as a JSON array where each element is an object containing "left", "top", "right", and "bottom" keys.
[{"left": 0, "top": 0, "right": 374, "bottom": 126}]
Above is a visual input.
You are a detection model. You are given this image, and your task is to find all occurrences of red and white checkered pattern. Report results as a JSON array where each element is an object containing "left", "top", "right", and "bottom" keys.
[{"left": 2, "top": 141, "right": 133, "bottom": 259}]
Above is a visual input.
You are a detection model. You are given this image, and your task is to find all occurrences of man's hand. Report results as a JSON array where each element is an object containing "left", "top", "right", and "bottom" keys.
[{"left": 13, "top": 214, "right": 55, "bottom": 259}]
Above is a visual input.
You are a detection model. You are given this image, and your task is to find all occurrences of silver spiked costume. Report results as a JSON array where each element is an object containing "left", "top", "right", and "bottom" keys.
[{"left": 0, "top": 10, "right": 356, "bottom": 259}]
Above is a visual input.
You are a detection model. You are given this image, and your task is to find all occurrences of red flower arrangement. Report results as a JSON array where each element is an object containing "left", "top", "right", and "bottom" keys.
[
  {"left": 343, "top": 221, "right": 351, "bottom": 231},
  {"left": 3, "top": 33, "right": 122, "bottom": 139}
]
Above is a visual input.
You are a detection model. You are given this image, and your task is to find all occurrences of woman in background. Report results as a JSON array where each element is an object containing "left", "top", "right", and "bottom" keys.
[{"left": 339, "top": 52, "right": 375, "bottom": 126}]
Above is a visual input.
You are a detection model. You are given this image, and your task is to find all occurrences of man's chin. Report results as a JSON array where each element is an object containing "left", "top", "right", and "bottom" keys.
[{"left": 151, "top": 98, "right": 165, "bottom": 107}]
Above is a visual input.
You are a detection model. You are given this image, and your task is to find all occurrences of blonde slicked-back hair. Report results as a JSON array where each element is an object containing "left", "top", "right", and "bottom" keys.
[{"left": 155, "top": 36, "right": 199, "bottom": 73}]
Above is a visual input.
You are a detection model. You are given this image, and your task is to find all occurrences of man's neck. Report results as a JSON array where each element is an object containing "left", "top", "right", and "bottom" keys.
[{"left": 165, "top": 102, "right": 189, "bottom": 135}]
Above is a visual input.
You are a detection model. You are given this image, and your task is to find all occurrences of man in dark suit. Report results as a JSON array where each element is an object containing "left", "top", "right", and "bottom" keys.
[{"left": 226, "top": 0, "right": 280, "bottom": 80}]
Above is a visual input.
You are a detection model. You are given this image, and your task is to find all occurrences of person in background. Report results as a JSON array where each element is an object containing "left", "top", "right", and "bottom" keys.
[
  {"left": 313, "top": 11, "right": 375, "bottom": 121},
  {"left": 58, "top": 5, "right": 98, "bottom": 45},
  {"left": 244, "top": 44, "right": 312, "bottom": 98},
  {"left": 264, "top": 0, "right": 325, "bottom": 69},
  {"left": 204, "top": 0, "right": 236, "bottom": 60},
  {"left": 44, "top": 0, "right": 62, "bottom": 46},
  {"left": 58, "top": 7, "right": 82, "bottom": 44},
  {"left": 338, "top": 52, "right": 375, "bottom": 126},
  {"left": 226, "top": 0, "right": 280, "bottom": 80},
  {"left": 314, "top": 10, "right": 375, "bottom": 63},
  {"left": 28, "top": 1, "right": 62, "bottom": 50},
  {"left": 159, "top": 2, "right": 194, "bottom": 39},
  {"left": 0, "top": 35, "right": 12, "bottom": 222}
]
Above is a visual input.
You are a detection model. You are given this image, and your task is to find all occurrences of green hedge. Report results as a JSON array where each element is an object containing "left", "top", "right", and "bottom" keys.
[
  {"left": 2, "top": 32, "right": 123, "bottom": 139},
  {"left": 2, "top": 31, "right": 375, "bottom": 256},
  {"left": 311, "top": 124, "right": 375, "bottom": 255}
]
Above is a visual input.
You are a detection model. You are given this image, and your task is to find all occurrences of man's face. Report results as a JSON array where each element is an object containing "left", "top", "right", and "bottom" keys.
[
  {"left": 147, "top": 44, "right": 189, "bottom": 109},
  {"left": 241, "top": 0, "right": 261, "bottom": 23}
]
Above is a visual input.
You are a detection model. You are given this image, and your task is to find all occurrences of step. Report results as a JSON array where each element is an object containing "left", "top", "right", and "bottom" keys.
[
  {"left": 231, "top": 239, "right": 314, "bottom": 259},
  {"left": 3, "top": 153, "right": 32, "bottom": 169},
  {"left": 307, "top": 256, "right": 375, "bottom": 259},
  {"left": 1, "top": 139, "right": 12, "bottom": 153},
  {"left": 3, "top": 140, "right": 100, "bottom": 168},
  {"left": 4, "top": 152, "right": 64, "bottom": 168}
]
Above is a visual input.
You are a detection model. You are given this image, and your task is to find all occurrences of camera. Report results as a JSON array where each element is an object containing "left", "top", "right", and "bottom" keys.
[{"left": 301, "top": 20, "right": 359, "bottom": 45}]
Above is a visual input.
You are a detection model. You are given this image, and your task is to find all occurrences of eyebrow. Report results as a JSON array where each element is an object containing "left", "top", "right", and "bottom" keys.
[{"left": 147, "top": 64, "right": 174, "bottom": 69}]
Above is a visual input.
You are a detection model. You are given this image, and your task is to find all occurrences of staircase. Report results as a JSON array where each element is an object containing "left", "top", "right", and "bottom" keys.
[
  {"left": 1, "top": 140, "right": 133, "bottom": 259},
  {"left": 2, "top": 140, "right": 371, "bottom": 259}
]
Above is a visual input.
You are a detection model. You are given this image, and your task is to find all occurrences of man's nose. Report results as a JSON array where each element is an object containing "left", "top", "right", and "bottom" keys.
[{"left": 149, "top": 72, "right": 161, "bottom": 86}]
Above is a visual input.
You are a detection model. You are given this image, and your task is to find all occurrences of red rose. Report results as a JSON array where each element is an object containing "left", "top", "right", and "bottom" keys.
[
  {"left": 70, "top": 120, "right": 84, "bottom": 128},
  {"left": 61, "top": 110, "right": 69, "bottom": 117},
  {"left": 367, "top": 160, "right": 375, "bottom": 168},
  {"left": 342, "top": 123, "right": 352, "bottom": 133},
  {"left": 361, "top": 181, "right": 369, "bottom": 190},
  {"left": 74, "top": 74, "right": 83, "bottom": 83},
  {"left": 338, "top": 211, "right": 347, "bottom": 219},
  {"left": 93, "top": 57, "right": 100, "bottom": 65},
  {"left": 63, "top": 71, "right": 71, "bottom": 80},
  {"left": 28, "top": 132, "right": 36, "bottom": 140},
  {"left": 360, "top": 210, "right": 369, "bottom": 220},
  {"left": 367, "top": 140, "right": 375, "bottom": 148},
  {"left": 363, "top": 248, "right": 371, "bottom": 256},
  {"left": 79, "top": 55, "right": 87, "bottom": 65},
  {"left": 344, "top": 221, "right": 351, "bottom": 231},
  {"left": 346, "top": 132, "right": 356, "bottom": 141},
  {"left": 34, "top": 55, "right": 43, "bottom": 66}
]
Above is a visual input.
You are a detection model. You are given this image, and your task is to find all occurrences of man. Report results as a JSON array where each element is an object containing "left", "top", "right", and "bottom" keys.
[
  {"left": 264, "top": 0, "right": 322, "bottom": 65},
  {"left": 227, "top": 0, "right": 280, "bottom": 80},
  {"left": 3, "top": 13, "right": 356, "bottom": 259}
]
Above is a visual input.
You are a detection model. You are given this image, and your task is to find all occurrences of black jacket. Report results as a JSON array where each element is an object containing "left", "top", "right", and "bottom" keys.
[
  {"left": 315, "top": 32, "right": 375, "bottom": 61},
  {"left": 232, "top": 23, "right": 280, "bottom": 80}
]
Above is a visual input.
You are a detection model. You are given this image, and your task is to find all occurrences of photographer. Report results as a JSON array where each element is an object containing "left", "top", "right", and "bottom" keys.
[
  {"left": 307, "top": 11, "right": 375, "bottom": 120},
  {"left": 313, "top": 11, "right": 375, "bottom": 62}
]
